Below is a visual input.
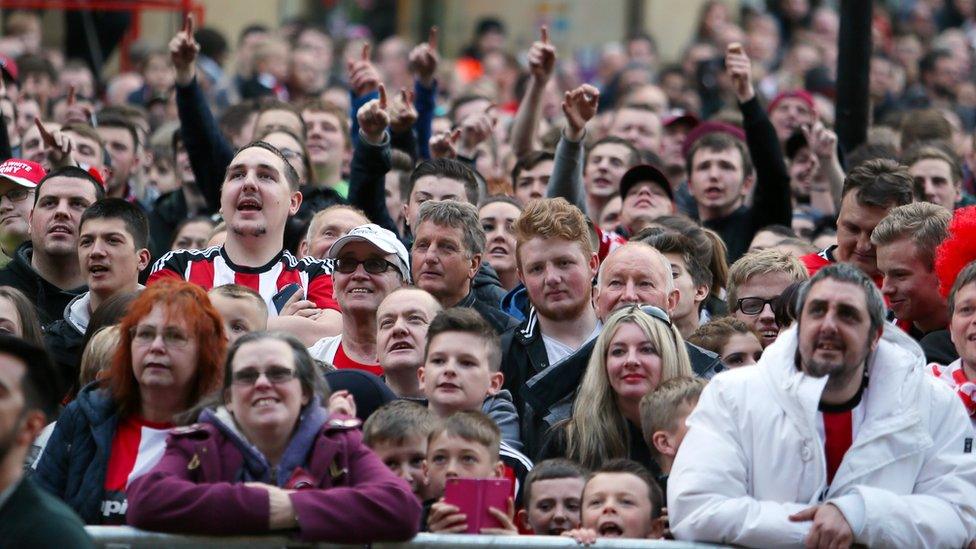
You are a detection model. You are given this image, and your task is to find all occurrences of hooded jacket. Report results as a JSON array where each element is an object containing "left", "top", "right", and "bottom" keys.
[
  {"left": 0, "top": 242, "right": 86, "bottom": 325},
  {"left": 668, "top": 324, "right": 976, "bottom": 548},
  {"left": 43, "top": 291, "right": 92, "bottom": 387},
  {"left": 125, "top": 401, "right": 420, "bottom": 543},
  {"left": 32, "top": 383, "right": 119, "bottom": 524}
]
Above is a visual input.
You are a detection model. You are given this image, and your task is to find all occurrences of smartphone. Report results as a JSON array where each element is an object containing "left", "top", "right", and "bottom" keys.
[
  {"left": 443, "top": 477, "right": 512, "bottom": 533},
  {"left": 271, "top": 283, "right": 302, "bottom": 313}
]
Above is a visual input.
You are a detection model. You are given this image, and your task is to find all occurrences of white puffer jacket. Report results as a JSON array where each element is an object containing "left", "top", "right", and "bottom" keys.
[{"left": 668, "top": 324, "right": 976, "bottom": 548}]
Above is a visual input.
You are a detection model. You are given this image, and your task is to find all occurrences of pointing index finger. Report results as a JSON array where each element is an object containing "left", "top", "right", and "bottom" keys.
[
  {"left": 67, "top": 85, "right": 76, "bottom": 106},
  {"left": 361, "top": 42, "right": 371, "bottom": 62},
  {"left": 378, "top": 84, "right": 387, "bottom": 109},
  {"left": 428, "top": 26, "right": 438, "bottom": 50},
  {"left": 184, "top": 12, "right": 194, "bottom": 36},
  {"left": 540, "top": 26, "right": 549, "bottom": 44},
  {"left": 35, "top": 118, "right": 55, "bottom": 146}
]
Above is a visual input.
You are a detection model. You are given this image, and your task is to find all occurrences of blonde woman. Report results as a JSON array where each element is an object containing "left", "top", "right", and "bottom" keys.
[{"left": 539, "top": 305, "right": 692, "bottom": 472}]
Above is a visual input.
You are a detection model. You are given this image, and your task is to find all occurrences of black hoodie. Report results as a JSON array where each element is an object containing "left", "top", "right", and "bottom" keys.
[{"left": 0, "top": 242, "right": 85, "bottom": 325}]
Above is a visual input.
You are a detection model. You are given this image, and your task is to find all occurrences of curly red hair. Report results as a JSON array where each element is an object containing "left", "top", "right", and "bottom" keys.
[
  {"left": 107, "top": 279, "right": 227, "bottom": 417},
  {"left": 935, "top": 206, "right": 976, "bottom": 298}
]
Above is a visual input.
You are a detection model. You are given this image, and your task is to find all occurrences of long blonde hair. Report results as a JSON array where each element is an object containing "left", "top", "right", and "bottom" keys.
[{"left": 565, "top": 306, "right": 692, "bottom": 469}]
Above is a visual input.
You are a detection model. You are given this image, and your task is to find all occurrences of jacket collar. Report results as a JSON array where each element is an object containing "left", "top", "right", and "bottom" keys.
[
  {"left": 758, "top": 323, "right": 926, "bottom": 429},
  {"left": 201, "top": 398, "right": 328, "bottom": 486},
  {"left": 74, "top": 382, "right": 119, "bottom": 427}
]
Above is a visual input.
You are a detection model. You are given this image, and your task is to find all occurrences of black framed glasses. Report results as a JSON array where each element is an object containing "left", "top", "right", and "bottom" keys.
[
  {"left": 335, "top": 257, "right": 400, "bottom": 275},
  {"left": 736, "top": 296, "right": 780, "bottom": 315},
  {"left": 0, "top": 187, "right": 31, "bottom": 202},
  {"left": 232, "top": 366, "right": 298, "bottom": 386}
]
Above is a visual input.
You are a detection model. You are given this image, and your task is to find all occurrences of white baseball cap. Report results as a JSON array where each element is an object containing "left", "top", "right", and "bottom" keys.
[{"left": 328, "top": 224, "right": 411, "bottom": 282}]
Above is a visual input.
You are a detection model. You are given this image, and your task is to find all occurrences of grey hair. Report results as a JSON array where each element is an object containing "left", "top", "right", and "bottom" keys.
[
  {"left": 795, "top": 263, "right": 886, "bottom": 336},
  {"left": 596, "top": 242, "right": 675, "bottom": 294},
  {"left": 417, "top": 200, "right": 486, "bottom": 256}
]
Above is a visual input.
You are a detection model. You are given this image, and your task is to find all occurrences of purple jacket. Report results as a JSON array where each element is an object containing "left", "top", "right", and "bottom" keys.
[{"left": 125, "top": 408, "right": 420, "bottom": 543}]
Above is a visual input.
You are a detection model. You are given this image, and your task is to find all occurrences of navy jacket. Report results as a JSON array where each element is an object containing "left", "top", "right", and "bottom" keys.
[{"left": 32, "top": 384, "right": 119, "bottom": 524}]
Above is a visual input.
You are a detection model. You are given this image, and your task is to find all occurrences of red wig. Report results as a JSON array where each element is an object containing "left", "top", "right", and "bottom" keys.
[
  {"left": 935, "top": 206, "right": 976, "bottom": 298},
  {"left": 107, "top": 279, "right": 227, "bottom": 417}
]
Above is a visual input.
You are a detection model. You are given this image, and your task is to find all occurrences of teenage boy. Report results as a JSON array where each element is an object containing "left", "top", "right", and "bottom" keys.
[
  {"left": 726, "top": 249, "right": 809, "bottom": 348},
  {"left": 425, "top": 411, "right": 519, "bottom": 535},
  {"left": 45, "top": 198, "right": 150, "bottom": 383},
  {"left": 363, "top": 400, "right": 435, "bottom": 500},
  {"left": 639, "top": 376, "right": 707, "bottom": 495},
  {"left": 518, "top": 459, "right": 587, "bottom": 536},
  {"left": 562, "top": 459, "right": 665, "bottom": 543},
  {"left": 207, "top": 284, "right": 268, "bottom": 344}
]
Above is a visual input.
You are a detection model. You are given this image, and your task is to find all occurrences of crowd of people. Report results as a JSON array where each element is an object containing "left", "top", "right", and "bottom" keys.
[{"left": 3, "top": 1, "right": 976, "bottom": 547}]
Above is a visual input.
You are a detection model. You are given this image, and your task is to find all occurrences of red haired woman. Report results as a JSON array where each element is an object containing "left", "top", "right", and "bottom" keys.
[{"left": 33, "top": 280, "right": 226, "bottom": 525}]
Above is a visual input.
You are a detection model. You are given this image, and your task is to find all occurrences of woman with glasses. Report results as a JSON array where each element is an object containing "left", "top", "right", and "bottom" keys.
[
  {"left": 539, "top": 306, "right": 692, "bottom": 472},
  {"left": 126, "top": 331, "right": 420, "bottom": 543},
  {"left": 33, "top": 280, "right": 226, "bottom": 525}
]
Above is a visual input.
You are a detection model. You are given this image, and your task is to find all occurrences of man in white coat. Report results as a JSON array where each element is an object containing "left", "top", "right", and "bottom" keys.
[{"left": 668, "top": 263, "right": 976, "bottom": 548}]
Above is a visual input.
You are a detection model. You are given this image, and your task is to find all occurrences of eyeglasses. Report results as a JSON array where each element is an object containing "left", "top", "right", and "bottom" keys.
[
  {"left": 335, "top": 257, "right": 401, "bottom": 276},
  {"left": 232, "top": 366, "right": 298, "bottom": 386},
  {"left": 736, "top": 296, "right": 780, "bottom": 315},
  {"left": 279, "top": 148, "right": 305, "bottom": 162},
  {"left": 0, "top": 187, "right": 31, "bottom": 202},
  {"left": 130, "top": 326, "right": 191, "bottom": 348}
]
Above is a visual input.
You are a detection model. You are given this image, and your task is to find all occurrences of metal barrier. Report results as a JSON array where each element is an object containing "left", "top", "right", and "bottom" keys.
[{"left": 86, "top": 526, "right": 726, "bottom": 548}]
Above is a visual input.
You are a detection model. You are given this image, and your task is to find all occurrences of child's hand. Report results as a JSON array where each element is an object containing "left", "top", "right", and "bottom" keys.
[
  {"left": 428, "top": 499, "right": 467, "bottom": 533},
  {"left": 561, "top": 527, "right": 598, "bottom": 545},
  {"left": 480, "top": 497, "right": 518, "bottom": 535},
  {"left": 327, "top": 390, "right": 357, "bottom": 417}
]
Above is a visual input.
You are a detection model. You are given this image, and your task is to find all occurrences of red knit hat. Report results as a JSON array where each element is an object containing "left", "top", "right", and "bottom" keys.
[{"left": 768, "top": 89, "right": 815, "bottom": 113}]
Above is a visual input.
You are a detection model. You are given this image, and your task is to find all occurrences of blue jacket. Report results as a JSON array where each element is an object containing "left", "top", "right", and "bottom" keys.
[{"left": 32, "top": 384, "right": 119, "bottom": 524}]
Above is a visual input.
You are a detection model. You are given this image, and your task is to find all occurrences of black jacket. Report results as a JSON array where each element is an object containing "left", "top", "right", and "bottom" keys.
[
  {"left": 519, "top": 335, "right": 725, "bottom": 459},
  {"left": 499, "top": 308, "right": 551, "bottom": 423},
  {"left": 0, "top": 242, "right": 86, "bottom": 325},
  {"left": 0, "top": 478, "right": 94, "bottom": 547},
  {"left": 457, "top": 290, "right": 518, "bottom": 335}
]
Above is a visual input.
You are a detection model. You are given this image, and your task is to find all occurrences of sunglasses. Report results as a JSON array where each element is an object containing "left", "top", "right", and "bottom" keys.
[{"left": 335, "top": 257, "right": 401, "bottom": 275}]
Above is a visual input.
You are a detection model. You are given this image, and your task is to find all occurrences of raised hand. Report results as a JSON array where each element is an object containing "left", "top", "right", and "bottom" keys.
[
  {"left": 429, "top": 129, "right": 460, "bottom": 160},
  {"left": 389, "top": 88, "right": 418, "bottom": 134},
  {"left": 357, "top": 84, "right": 390, "bottom": 144},
  {"left": 169, "top": 13, "right": 200, "bottom": 85},
  {"left": 62, "top": 85, "right": 93, "bottom": 126},
  {"left": 527, "top": 26, "right": 556, "bottom": 83},
  {"left": 803, "top": 121, "right": 839, "bottom": 161},
  {"left": 458, "top": 105, "right": 497, "bottom": 157},
  {"left": 408, "top": 27, "right": 439, "bottom": 87},
  {"left": 327, "top": 390, "right": 357, "bottom": 417},
  {"left": 562, "top": 83, "right": 600, "bottom": 141},
  {"left": 36, "top": 118, "right": 74, "bottom": 168},
  {"left": 348, "top": 43, "right": 381, "bottom": 97},
  {"left": 725, "top": 42, "right": 755, "bottom": 103}
]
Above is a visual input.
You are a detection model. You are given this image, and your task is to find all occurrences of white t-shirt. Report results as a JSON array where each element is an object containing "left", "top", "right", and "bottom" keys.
[{"left": 541, "top": 323, "right": 602, "bottom": 366}]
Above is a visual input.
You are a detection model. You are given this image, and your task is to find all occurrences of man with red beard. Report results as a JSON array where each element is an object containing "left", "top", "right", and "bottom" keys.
[{"left": 499, "top": 198, "right": 600, "bottom": 429}]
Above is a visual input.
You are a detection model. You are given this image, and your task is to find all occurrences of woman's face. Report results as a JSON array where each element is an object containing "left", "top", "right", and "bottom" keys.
[
  {"left": 0, "top": 296, "right": 23, "bottom": 337},
  {"left": 171, "top": 220, "right": 214, "bottom": 251},
  {"left": 227, "top": 339, "right": 307, "bottom": 437},
  {"left": 605, "top": 322, "right": 662, "bottom": 402},
  {"left": 130, "top": 304, "right": 199, "bottom": 398},
  {"left": 720, "top": 332, "right": 763, "bottom": 368}
]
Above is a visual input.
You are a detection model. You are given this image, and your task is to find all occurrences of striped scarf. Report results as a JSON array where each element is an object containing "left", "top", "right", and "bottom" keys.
[{"left": 930, "top": 360, "right": 976, "bottom": 416}]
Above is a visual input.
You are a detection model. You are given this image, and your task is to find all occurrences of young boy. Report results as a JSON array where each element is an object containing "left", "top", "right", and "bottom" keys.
[
  {"left": 518, "top": 459, "right": 587, "bottom": 536},
  {"left": 418, "top": 307, "right": 525, "bottom": 450},
  {"left": 362, "top": 400, "right": 434, "bottom": 500},
  {"left": 424, "top": 411, "right": 519, "bottom": 535},
  {"left": 207, "top": 284, "right": 268, "bottom": 343},
  {"left": 562, "top": 459, "right": 665, "bottom": 543},
  {"left": 639, "top": 376, "right": 707, "bottom": 496}
]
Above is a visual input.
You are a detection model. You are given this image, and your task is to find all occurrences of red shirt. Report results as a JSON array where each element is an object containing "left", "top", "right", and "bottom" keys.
[
  {"left": 102, "top": 415, "right": 172, "bottom": 524},
  {"left": 332, "top": 342, "right": 383, "bottom": 377}
]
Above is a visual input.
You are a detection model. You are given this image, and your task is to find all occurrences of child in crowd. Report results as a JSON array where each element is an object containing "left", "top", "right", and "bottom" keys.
[
  {"left": 363, "top": 400, "right": 435, "bottom": 500},
  {"left": 518, "top": 459, "right": 587, "bottom": 536},
  {"left": 207, "top": 284, "right": 268, "bottom": 343},
  {"left": 687, "top": 317, "right": 763, "bottom": 368},
  {"left": 640, "top": 376, "right": 707, "bottom": 496},
  {"left": 424, "top": 411, "right": 519, "bottom": 535},
  {"left": 419, "top": 307, "right": 526, "bottom": 452},
  {"left": 562, "top": 459, "right": 665, "bottom": 543}
]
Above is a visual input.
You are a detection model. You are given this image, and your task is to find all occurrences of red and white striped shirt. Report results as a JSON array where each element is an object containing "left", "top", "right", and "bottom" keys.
[{"left": 147, "top": 245, "right": 339, "bottom": 315}]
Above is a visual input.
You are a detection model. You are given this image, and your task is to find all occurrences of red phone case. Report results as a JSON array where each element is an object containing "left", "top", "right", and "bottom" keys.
[{"left": 443, "top": 477, "right": 512, "bottom": 533}]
